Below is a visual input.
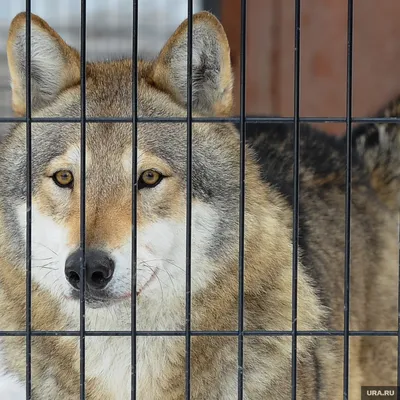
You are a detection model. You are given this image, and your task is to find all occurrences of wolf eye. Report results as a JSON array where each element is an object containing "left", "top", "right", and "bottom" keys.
[
  {"left": 138, "top": 169, "right": 163, "bottom": 189},
  {"left": 53, "top": 170, "right": 74, "bottom": 188}
]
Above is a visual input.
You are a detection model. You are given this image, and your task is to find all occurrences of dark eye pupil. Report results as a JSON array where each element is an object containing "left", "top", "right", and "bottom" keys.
[
  {"left": 138, "top": 170, "right": 163, "bottom": 190},
  {"left": 53, "top": 170, "right": 73, "bottom": 188}
]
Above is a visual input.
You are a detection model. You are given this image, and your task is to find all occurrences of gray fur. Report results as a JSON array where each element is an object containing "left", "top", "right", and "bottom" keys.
[{"left": 168, "top": 24, "right": 224, "bottom": 114}]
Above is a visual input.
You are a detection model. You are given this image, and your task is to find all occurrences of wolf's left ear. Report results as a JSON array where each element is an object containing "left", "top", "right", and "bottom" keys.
[
  {"left": 7, "top": 13, "right": 80, "bottom": 116},
  {"left": 150, "top": 12, "right": 233, "bottom": 116}
]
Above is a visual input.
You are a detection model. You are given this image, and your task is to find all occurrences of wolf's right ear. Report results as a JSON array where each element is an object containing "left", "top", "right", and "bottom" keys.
[
  {"left": 150, "top": 12, "right": 233, "bottom": 116},
  {"left": 7, "top": 13, "right": 80, "bottom": 116}
]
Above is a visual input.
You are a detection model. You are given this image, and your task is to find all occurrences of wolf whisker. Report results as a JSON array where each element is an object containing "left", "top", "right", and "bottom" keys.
[
  {"left": 140, "top": 264, "right": 165, "bottom": 301},
  {"left": 42, "top": 268, "right": 56, "bottom": 281},
  {"left": 32, "top": 265, "right": 57, "bottom": 271},
  {"left": 142, "top": 263, "right": 180, "bottom": 294},
  {"left": 31, "top": 257, "right": 54, "bottom": 261},
  {"left": 160, "top": 259, "right": 185, "bottom": 273},
  {"left": 140, "top": 258, "right": 185, "bottom": 273},
  {"left": 32, "top": 241, "right": 58, "bottom": 256},
  {"left": 157, "top": 267, "right": 179, "bottom": 296},
  {"left": 32, "top": 261, "right": 56, "bottom": 270}
]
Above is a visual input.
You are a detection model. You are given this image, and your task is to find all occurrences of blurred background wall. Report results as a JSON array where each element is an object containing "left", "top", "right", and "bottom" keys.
[
  {"left": 0, "top": 0, "right": 399, "bottom": 137},
  {"left": 222, "top": 0, "right": 400, "bottom": 134}
]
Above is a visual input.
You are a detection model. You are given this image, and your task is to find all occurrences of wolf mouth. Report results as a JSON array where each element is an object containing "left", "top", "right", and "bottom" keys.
[
  {"left": 66, "top": 267, "right": 159, "bottom": 307},
  {"left": 68, "top": 290, "right": 130, "bottom": 307}
]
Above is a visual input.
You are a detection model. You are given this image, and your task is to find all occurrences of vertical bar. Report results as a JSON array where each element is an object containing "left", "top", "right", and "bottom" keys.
[
  {"left": 79, "top": 0, "right": 87, "bottom": 398},
  {"left": 185, "top": 0, "right": 193, "bottom": 399},
  {"left": 131, "top": 0, "right": 139, "bottom": 397},
  {"left": 397, "top": 213, "right": 400, "bottom": 388},
  {"left": 343, "top": 0, "right": 354, "bottom": 399},
  {"left": 237, "top": 0, "right": 247, "bottom": 398},
  {"left": 25, "top": 2, "right": 32, "bottom": 398},
  {"left": 291, "top": 0, "right": 301, "bottom": 399}
]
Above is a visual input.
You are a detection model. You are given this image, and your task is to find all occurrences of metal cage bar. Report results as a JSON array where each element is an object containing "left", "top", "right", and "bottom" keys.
[
  {"left": 1, "top": 329, "right": 399, "bottom": 337},
  {"left": 291, "top": 0, "right": 301, "bottom": 398},
  {"left": 343, "top": 1, "right": 354, "bottom": 398},
  {"left": 237, "top": 0, "right": 247, "bottom": 398},
  {"left": 398, "top": 212, "right": 400, "bottom": 389},
  {"left": 2, "top": 116, "right": 400, "bottom": 124},
  {"left": 130, "top": 0, "right": 139, "bottom": 398},
  {"left": 25, "top": 2, "right": 32, "bottom": 398},
  {"left": 185, "top": 1, "right": 194, "bottom": 399},
  {"left": 79, "top": 0, "right": 88, "bottom": 398}
]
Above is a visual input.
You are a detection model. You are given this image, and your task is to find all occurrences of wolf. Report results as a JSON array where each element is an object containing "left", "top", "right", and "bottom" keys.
[
  {"left": 244, "top": 93, "right": 400, "bottom": 213},
  {"left": 0, "top": 11, "right": 398, "bottom": 399}
]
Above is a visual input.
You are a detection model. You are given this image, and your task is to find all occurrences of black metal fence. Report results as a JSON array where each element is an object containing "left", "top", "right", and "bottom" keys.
[{"left": 0, "top": 0, "right": 400, "bottom": 399}]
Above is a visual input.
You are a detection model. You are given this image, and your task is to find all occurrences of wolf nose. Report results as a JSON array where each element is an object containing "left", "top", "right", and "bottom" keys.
[{"left": 65, "top": 249, "right": 115, "bottom": 290}]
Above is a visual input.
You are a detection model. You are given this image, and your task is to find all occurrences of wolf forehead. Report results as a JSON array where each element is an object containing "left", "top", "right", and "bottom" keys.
[{"left": 1, "top": 73, "right": 241, "bottom": 202}]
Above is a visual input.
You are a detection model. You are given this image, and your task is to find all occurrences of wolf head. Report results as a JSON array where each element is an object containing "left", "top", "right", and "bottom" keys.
[{"left": 0, "top": 12, "right": 254, "bottom": 315}]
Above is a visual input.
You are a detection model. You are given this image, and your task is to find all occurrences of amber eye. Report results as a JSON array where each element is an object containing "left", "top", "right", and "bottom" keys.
[
  {"left": 138, "top": 169, "right": 163, "bottom": 189},
  {"left": 52, "top": 170, "right": 74, "bottom": 188}
]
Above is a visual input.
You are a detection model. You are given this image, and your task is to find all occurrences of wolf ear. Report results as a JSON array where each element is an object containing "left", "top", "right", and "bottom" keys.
[
  {"left": 7, "top": 12, "right": 80, "bottom": 116},
  {"left": 150, "top": 12, "right": 233, "bottom": 116}
]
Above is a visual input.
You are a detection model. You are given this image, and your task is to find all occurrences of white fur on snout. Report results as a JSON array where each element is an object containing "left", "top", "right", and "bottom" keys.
[
  {"left": 110, "top": 202, "right": 220, "bottom": 313},
  {"left": 16, "top": 200, "right": 219, "bottom": 314},
  {"left": 15, "top": 200, "right": 221, "bottom": 398},
  {"left": 16, "top": 203, "right": 73, "bottom": 299}
]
